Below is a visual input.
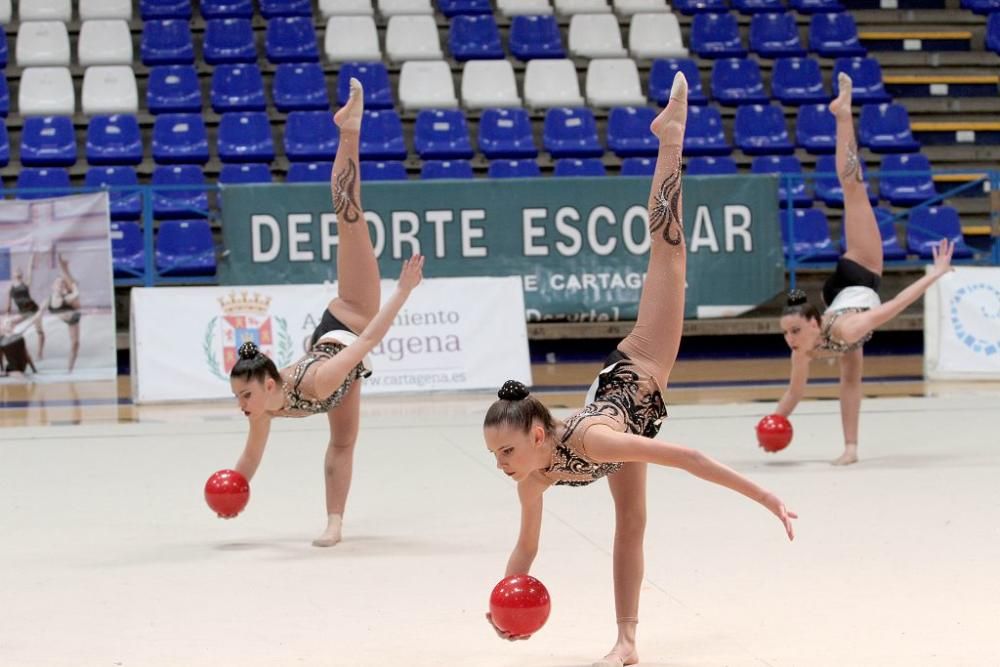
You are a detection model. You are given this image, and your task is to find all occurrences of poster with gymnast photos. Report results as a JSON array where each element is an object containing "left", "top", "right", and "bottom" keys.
[{"left": 0, "top": 193, "right": 117, "bottom": 383}]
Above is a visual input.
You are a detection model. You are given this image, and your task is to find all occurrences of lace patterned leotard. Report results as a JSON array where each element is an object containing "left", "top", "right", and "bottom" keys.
[
  {"left": 543, "top": 352, "right": 667, "bottom": 487},
  {"left": 274, "top": 340, "right": 370, "bottom": 418}
]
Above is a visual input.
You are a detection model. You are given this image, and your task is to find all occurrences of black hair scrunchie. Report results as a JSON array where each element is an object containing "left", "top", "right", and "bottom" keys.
[
  {"left": 238, "top": 341, "right": 259, "bottom": 360},
  {"left": 497, "top": 379, "right": 530, "bottom": 401}
]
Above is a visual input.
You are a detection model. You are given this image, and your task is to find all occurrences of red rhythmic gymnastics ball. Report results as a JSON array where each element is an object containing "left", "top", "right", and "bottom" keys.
[
  {"left": 204, "top": 469, "right": 250, "bottom": 518},
  {"left": 489, "top": 574, "right": 551, "bottom": 637},
  {"left": 756, "top": 414, "right": 793, "bottom": 453}
]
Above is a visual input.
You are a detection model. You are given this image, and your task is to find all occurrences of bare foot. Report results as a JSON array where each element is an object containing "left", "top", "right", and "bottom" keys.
[
  {"left": 333, "top": 77, "right": 364, "bottom": 132},
  {"left": 311, "top": 514, "right": 343, "bottom": 547},
  {"left": 593, "top": 644, "right": 639, "bottom": 667},
  {"left": 831, "top": 444, "right": 859, "bottom": 466},
  {"left": 828, "top": 72, "right": 853, "bottom": 119},
  {"left": 650, "top": 72, "right": 687, "bottom": 146}
]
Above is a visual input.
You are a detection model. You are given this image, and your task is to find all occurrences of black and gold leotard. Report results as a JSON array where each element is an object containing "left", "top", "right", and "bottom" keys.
[
  {"left": 274, "top": 339, "right": 371, "bottom": 418},
  {"left": 543, "top": 351, "right": 667, "bottom": 487}
]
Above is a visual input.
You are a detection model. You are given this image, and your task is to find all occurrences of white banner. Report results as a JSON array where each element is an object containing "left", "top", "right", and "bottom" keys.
[
  {"left": 130, "top": 277, "right": 531, "bottom": 403},
  {"left": 1, "top": 193, "right": 117, "bottom": 383},
  {"left": 924, "top": 266, "right": 1000, "bottom": 380}
]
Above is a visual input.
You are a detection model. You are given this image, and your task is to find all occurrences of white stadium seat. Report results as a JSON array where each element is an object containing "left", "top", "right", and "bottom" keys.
[
  {"left": 586, "top": 58, "right": 645, "bottom": 107},
  {"left": 399, "top": 60, "right": 458, "bottom": 110},
  {"left": 16, "top": 21, "right": 71, "bottom": 67},
  {"left": 524, "top": 59, "right": 584, "bottom": 108},
  {"left": 385, "top": 15, "right": 442, "bottom": 62},
  {"left": 78, "top": 20, "right": 134, "bottom": 66},
  {"left": 82, "top": 66, "right": 139, "bottom": 115},
  {"left": 629, "top": 12, "right": 688, "bottom": 59},
  {"left": 319, "top": 0, "right": 373, "bottom": 17},
  {"left": 20, "top": 0, "right": 72, "bottom": 22},
  {"left": 80, "top": 0, "right": 132, "bottom": 20},
  {"left": 324, "top": 16, "right": 381, "bottom": 62},
  {"left": 19, "top": 67, "right": 76, "bottom": 116},
  {"left": 462, "top": 60, "right": 521, "bottom": 109},
  {"left": 568, "top": 13, "right": 626, "bottom": 58}
]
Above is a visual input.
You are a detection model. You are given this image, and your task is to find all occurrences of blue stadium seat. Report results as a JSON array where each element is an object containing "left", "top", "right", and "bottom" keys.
[
  {"left": 219, "top": 163, "right": 273, "bottom": 184},
  {"left": 686, "top": 156, "right": 738, "bottom": 175},
  {"left": 543, "top": 108, "right": 603, "bottom": 159},
  {"left": 960, "top": 0, "right": 1000, "bottom": 14},
  {"left": 0, "top": 30, "right": 7, "bottom": 68},
  {"left": 287, "top": 162, "right": 333, "bottom": 183},
  {"left": 449, "top": 14, "right": 503, "bottom": 61},
  {"left": 711, "top": 58, "right": 768, "bottom": 106},
  {"left": 809, "top": 13, "right": 865, "bottom": 58},
  {"left": 141, "top": 20, "right": 195, "bottom": 65},
  {"left": 152, "top": 114, "right": 210, "bottom": 164},
  {"left": 734, "top": 104, "right": 794, "bottom": 155},
  {"left": 752, "top": 155, "right": 812, "bottom": 207},
  {"left": 691, "top": 13, "right": 747, "bottom": 59},
  {"left": 156, "top": 220, "right": 217, "bottom": 277},
  {"left": 878, "top": 153, "right": 935, "bottom": 207},
  {"left": 414, "top": 109, "right": 474, "bottom": 159},
  {"left": 772, "top": 57, "right": 827, "bottom": 106},
  {"left": 20, "top": 116, "right": 77, "bottom": 167},
  {"left": 607, "top": 106, "right": 658, "bottom": 158},
  {"left": 259, "top": 0, "right": 313, "bottom": 17},
  {"left": 86, "top": 114, "right": 143, "bottom": 166},
  {"left": 201, "top": 0, "right": 254, "bottom": 19},
  {"left": 839, "top": 207, "right": 907, "bottom": 260},
  {"left": 266, "top": 16, "right": 320, "bottom": 63},
  {"left": 86, "top": 166, "right": 142, "bottom": 221},
  {"left": 684, "top": 105, "right": 732, "bottom": 156},
  {"left": 554, "top": 158, "right": 607, "bottom": 177},
  {"left": 211, "top": 64, "right": 266, "bottom": 113},
  {"left": 439, "top": 0, "right": 493, "bottom": 16},
  {"left": 619, "top": 157, "right": 655, "bottom": 176},
  {"left": 219, "top": 112, "right": 276, "bottom": 163},
  {"left": 110, "top": 221, "right": 145, "bottom": 278},
  {"left": 906, "top": 206, "right": 973, "bottom": 258},
  {"left": 781, "top": 208, "right": 840, "bottom": 262},
  {"left": 833, "top": 57, "right": 890, "bottom": 105},
  {"left": 0, "top": 125, "right": 9, "bottom": 167},
  {"left": 988, "top": 13, "right": 1000, "bottom": 54},
  {"left": 0, "top": 77, "right": 9, "bottom": 116},
  {"left": 673, "top": 0, "right": 728, "bottom": 14},
  {"left": 489, "top": 159, "right": 542, "bottom": 178},
  {"left": 789, "top": 0, "right": 843, "bottom": 12},
  {"left": 421, "top": 160, "right": 475, "bottom": 180},
  {"left": 814, "top": 154, "right": 878, "bottom": 206},
  {"left": 750, "top": 13, "right": 806, "bottom": 58},
  {"left": 360, "top": 110, "right": 407, "bottom": 160},
  {"left": 509, "top": 15, "right": 565, "bottom": 61},
  {"left": 796, "top": 103, "right": 836, "bottom": 154},
  {"left": 361, "top": 161, "right": 408, "bottom": 181},
  {"left": 732, "top": 0, "right": 786, "bottom": 13},
  {"left": 284, "top": 110, "right": 339, "bottom": 161},
  {"left": 147, "top": 66, "right": 202, "bottom": 113},
  {"left": 204, "top": 18, "right": 257, "bottom": 64},
  {"left": 858, "top": 103, "right": 920, "bottom": 153},
  {"left": 273, "top": 63, "right": 330, "bottom": 112},
  {"left": 16, "top": 168, "right": 72, "bottom": 200},
  {"left": 478, "top": 108, "right": 538, "bottom": 159},
  {"left": 338, "top": 63, "right": 394, "bottom": 110},
  {"left": 649, "top": 59, "right": 708, "bottom": 106},
  {"left": 152, "top": 165, "right": 209, "bottom": 219},
  {"left": 141, "top": 0, "right": 192, "bottom": 19}
]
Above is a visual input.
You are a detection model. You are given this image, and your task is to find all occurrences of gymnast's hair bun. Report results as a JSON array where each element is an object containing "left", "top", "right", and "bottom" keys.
[
  {"left": 498, "top": 380, "right": 530, "bottom": 401},
  {"left": 786, "top": 289, "right": 809, "bottom": 307},
  {"left": 238, "top": 341, "right": 259, "bottom": 360}
]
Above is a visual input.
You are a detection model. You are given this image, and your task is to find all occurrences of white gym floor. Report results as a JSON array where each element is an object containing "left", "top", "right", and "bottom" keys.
[{"left": 2, "top": 391, "right": 999, "bottom": 666}]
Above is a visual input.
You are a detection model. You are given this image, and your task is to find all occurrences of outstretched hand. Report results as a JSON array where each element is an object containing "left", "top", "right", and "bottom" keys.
[
  {"left": 485, "top": 612, "right": 531, "bottom": 642},
  {"left": 761, "top": 491, "right": 797, "bottom": 541},
  {"left": 397, "top": 254, "right": 425, "bottom": 292},
  {"left": 930, "top": 238, "right": 955, "bottom": 277}
]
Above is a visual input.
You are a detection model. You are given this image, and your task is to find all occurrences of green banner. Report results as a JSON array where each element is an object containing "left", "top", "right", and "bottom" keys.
[{"left": 219, "top": 176, "right": 782, "bottom": 321}]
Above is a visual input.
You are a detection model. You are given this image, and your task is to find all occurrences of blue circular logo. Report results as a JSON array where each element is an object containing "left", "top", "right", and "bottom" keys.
[{"left": 949, "top": 282, "right": 1000, "bottom": 356}]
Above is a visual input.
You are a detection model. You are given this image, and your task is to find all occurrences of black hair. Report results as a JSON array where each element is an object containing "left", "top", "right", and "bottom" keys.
[
  {"left": 483, "top": 380, "right": 556, "bottom": 436},
  {"left": 782, "top": 289, "right": 821, "bottom": 324},
  {"left": 230, "top": 341, "right": 282, "bottom": 384}
]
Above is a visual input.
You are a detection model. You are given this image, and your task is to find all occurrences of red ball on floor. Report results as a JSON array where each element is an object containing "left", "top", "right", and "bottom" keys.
[
  {"left": 204, "top": 469, "right": 250, "bottom": 518},
  {"left": 489, "top": 574, "right": 551, "bottom": 637},
  {"left": 756, "top": 414, "right": 793, "bottom": 453}
]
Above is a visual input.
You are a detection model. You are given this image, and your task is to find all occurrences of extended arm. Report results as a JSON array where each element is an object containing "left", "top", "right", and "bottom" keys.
[
  {"left": 234, "top": 415, "right": 271, "bottom": 481},
  {"left": 505, "top": 474, "right": 547, "bottom": 577},
  {"left": 776, "top": 351, "right": 810, "bottom": 417},
  {"left": 584, "top": 427, "right": 796, "bottom": 540}
]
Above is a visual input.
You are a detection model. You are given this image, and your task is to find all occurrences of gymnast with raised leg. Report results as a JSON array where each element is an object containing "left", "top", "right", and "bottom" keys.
[
  {"left": 229, "top": 79, "right": 425, "bottom": 546},
  {"left": 6, "top": 255, "right": 45, "bottom": 361},
  {"left": 776, "top": 73, "right": 954, "bottom": 466},
  {"left": 482, "top": 74, "right": 797, "bottom": 667}
]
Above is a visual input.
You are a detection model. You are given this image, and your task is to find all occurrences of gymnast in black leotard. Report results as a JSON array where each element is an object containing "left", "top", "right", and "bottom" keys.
[
  {"left": 6, "top": 259, "right": 45, "bottom": 360},
  {"left": 481, "top": 74, "right": 797, "bottom": 667}
]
